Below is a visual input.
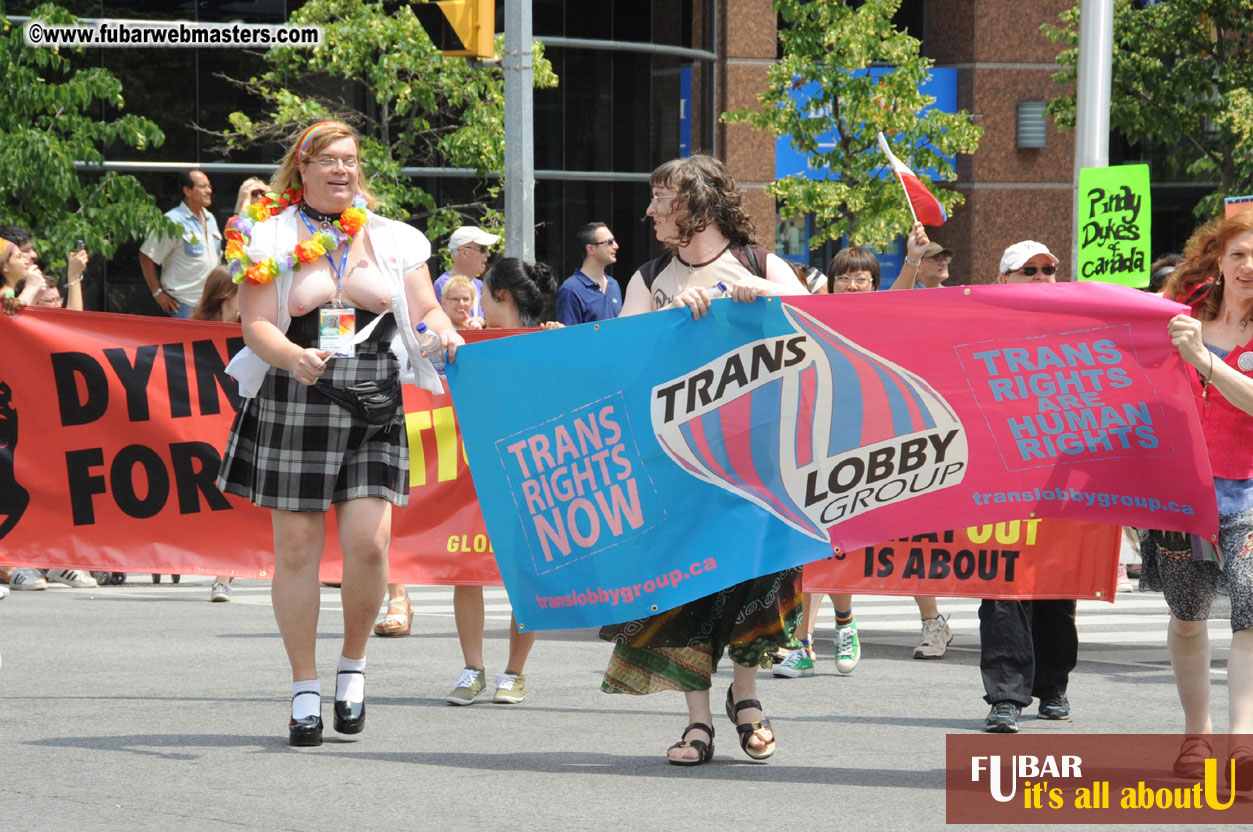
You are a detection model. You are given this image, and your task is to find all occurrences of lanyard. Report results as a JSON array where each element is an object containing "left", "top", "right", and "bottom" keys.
[{"left": 298, "top": 210, "right": 352, "bottom": 303}]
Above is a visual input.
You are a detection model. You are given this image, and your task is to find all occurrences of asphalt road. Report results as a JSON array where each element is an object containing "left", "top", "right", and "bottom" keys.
[{"left": 0, "top": 580, "right": 1242, "bottom": 831}]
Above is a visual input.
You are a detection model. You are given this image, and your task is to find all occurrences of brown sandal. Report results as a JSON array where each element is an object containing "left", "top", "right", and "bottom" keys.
[
  {"left": 1226, "top": 745, "right": 1253, "bottom": 791},
  {"left": 373, "top": 595, "right": 414, "bottom": 637},
  {"left": 1172, "top": 735, "right": 1211, "bottom": 779},
  {"left": 726, "top": 684, "right": 775, "bottom": 760},
  {"left": 667, "top": 722, "right": 715, "bottom": 766}
]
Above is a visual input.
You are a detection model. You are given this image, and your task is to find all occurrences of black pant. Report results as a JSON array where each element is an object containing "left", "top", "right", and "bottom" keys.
[{"left": 979, "top": 599, "right": 1077, "bottom": 706}]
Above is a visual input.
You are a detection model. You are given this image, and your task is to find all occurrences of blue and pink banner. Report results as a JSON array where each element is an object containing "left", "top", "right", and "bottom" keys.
[{"left": 447, "top": 282, "right": 1217, "bottom": 631}]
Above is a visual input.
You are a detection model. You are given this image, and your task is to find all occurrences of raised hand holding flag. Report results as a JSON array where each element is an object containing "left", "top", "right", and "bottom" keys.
[{"left": 877, "top": 132, "right": 947, "bottom": 226}]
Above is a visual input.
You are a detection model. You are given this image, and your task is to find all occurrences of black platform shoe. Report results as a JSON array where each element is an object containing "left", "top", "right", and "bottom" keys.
[
  {"left": 333, "top": 670, "right": 365, "bottom": 735},
  {"left": 289, "top": 690, "right": 323, "bottom": 747}
]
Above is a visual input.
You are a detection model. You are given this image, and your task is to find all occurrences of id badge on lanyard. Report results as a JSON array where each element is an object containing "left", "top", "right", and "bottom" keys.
[{"left": 319, "top": 306, "right": 356, "bottom": 357}]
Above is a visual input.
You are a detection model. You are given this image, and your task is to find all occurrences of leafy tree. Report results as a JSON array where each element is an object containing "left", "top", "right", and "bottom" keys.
[
  {"left": 0, "top": 5, "right": 171, "bottom": 274},
  {"left": 1043, "top": 0, "right": 1253, "bottom": 220},
  {"left": 722, "top": 0, "right": 981, "bottom": 249},
  {"left": 216, "top": 0, "right": 558, "bottom": 253}
]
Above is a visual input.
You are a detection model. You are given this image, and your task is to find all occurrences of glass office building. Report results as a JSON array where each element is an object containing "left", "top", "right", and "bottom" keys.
[{"left": 7, "top": 0, "right": 716, "bottom": 313}]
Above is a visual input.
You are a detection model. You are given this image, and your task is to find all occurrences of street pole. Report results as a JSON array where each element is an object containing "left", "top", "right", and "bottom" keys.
[
  {"left": 1070, "top": 0, "right": 1113, "bottom": 275},
  {"left": 503, "top": 0, "right": 534, "bottom": 262}
]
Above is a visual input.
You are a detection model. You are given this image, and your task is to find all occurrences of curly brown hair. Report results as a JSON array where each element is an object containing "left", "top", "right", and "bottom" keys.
[
  {"left": 1164, "top": 211, "right": 1253, "bottom": 320},
  {"left": 650, "top": 154, "right": 756, "bottom": 248}
]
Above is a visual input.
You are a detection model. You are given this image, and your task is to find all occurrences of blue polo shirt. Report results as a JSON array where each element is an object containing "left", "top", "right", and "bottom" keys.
[{"left": 555, "top": 269, "right": 622, "bottom": 325}]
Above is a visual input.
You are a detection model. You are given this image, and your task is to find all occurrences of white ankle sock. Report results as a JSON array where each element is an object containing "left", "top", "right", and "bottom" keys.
[
  {"left": 291, "top": 679, "right": 321, "bottom": 720},
  {"left": 336, "top": 655, "right": 366, "bottom": 703}
]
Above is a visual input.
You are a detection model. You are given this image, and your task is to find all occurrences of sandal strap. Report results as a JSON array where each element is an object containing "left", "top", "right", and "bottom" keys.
[
  {"left": 735, "top": 717, "right": 772, "bottom": 737},
  {"left": 671, "top": 723, "right": 714, "bottom": 760},
  {"left": 670, "top": 738, "right": 709, "bottom": 754},
  {"left": 731, "top": 698, "right": 763, "bottom": 716},
  {"left": 682, "top": 721, "right": 714, "bottom": 739}
]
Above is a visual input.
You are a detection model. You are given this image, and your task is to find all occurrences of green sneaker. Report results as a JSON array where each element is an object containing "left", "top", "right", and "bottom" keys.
[
  {"left": 493, "top": 672, "right": 527, "bottom": 704},
  {"left": 446, "top": 667, "right": 486, "bottom": 705},
  {"left": 835, "top": 619, "right": 861, "bottom": 675},
  {"left": 772, "top": 647, "right": 816, "bottom": 678}
]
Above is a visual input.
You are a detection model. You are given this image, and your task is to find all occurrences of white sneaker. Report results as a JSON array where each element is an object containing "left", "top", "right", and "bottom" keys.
[
  {"left": 914, "top": 614, "right": 953, "bottom": 659},
  {"left": 45, "top": 569, "right": 98, "bottom": 588},
  {"left": 209, "top": 581, "right": 232, "bottom": 602},
  {"left": 9, "top": 568, "right": 48, "bottom": 590},
  {"left": 772, "top": 647, "right": 816, "bottom": 678},
  {"left": 0, "top": 583, "right": 9, "bottom": 600},
  {"left": 1116, "top": 564, "right": 1134, "bottom": 593}
]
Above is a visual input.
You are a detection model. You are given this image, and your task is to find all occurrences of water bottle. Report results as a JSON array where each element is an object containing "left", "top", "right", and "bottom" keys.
[{"left": 414, "top": 322, "right": 445, "bottom": 373}]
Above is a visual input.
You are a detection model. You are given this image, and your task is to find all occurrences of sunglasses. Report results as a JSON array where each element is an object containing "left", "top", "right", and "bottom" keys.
[
  {"left": 1012, "top": 265, "right": 1057, "bottom": 277},
  {"left": 594, "top": 238, "right": 616, "bottom": 247},
  {"left": 250, "top": 189, "right": 267, "bottom": 199}
]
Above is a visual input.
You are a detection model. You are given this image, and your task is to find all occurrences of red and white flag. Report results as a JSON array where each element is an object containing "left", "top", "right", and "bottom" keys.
[{"left": 877, "top": 132, "right": 947, "bottom": 226}]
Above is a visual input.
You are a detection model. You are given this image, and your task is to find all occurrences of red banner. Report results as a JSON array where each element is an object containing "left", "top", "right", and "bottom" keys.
[
  {"left": 802, "top": 518, "right": 1121, "bottom": 600},
  {"left": 0, "top": 307, "right": 501, "bottom": 584},
  {"left": 0, "top": 309, "right": 1123, "bottom": 599}
]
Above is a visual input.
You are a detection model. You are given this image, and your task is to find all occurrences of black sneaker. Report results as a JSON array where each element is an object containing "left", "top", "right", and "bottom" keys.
[
  {"left": 984, "top": 701, "right": 1021, "bottom": 733},
  {"left": 1038, "top": 694, "right": 1071, "bottom": 720}
]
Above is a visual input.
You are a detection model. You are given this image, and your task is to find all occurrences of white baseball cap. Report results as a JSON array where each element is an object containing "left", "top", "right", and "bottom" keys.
[
  {"left": 448, "top": 226, "right": 500, "bottom": 251},
  {"left": 999, "top": 240, "right": 1059, "bottom": 275}
]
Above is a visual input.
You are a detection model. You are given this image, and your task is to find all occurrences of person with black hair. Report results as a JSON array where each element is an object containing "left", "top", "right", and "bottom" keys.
[
  {"left": 480, "top": 257, "right": 562, "bottom": 329},
  {"left": 444, "top": 257, "right": 560, "bottom": 707},
  {"left": 556, "top": 222, "right": 622, "bottom": 325},
  {"left": 138, "top": 169, "right": 221, "bottom": 318},
  {"left": 1148, "top": 253, "right": 1184, "bottom": 296}
]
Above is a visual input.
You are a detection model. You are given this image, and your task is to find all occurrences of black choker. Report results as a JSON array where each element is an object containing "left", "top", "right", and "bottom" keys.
[{"left": 301, "top": 203, "right": 343, "bottom": 226}]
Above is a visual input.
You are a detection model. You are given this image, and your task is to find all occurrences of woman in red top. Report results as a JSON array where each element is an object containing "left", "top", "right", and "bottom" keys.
[{"left": 1155, "top": 211, "right": 1253, "bottom": 786}]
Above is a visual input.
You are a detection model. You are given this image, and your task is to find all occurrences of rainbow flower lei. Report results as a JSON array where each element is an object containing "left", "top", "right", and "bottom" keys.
[{"left": 224, "top": 187, "right": 369, "bottom": 286}]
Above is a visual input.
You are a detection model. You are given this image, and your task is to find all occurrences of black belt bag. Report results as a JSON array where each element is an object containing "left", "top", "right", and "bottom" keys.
[{"left": 315, "top": 377, "right": 401, "bottom": 426}]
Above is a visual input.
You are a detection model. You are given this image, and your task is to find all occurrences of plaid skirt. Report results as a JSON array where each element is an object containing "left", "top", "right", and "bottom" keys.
[{"left": 215, "top": 339, "right": 408, "bottom": 512}]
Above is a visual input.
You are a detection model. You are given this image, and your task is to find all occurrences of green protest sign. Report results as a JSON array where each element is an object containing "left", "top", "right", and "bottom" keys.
[{"left": 1077, "top": 164, "right": 1151, "bottom": 287}]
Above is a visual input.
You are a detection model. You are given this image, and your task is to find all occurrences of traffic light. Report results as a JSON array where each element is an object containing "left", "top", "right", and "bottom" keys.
[{"left": 413, "top": 0, "right": 495, "bottom": 59}]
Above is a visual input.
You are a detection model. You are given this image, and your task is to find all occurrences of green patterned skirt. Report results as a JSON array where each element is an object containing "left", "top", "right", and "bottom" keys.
[{"left": 598, "top": 567, "right": 803, "bottom": 694}]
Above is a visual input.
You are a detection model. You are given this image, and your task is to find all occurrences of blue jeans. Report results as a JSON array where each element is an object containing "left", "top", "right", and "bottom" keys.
[{"left": 170, "top": 300, "right": 193, "bottom": 319}]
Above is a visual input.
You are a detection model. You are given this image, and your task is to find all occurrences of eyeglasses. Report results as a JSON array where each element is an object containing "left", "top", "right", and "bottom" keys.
[
  {"left": 1011, "top": 265, "right": 1057, "bottom": 277},
  {"left": 834, "top": 275, "right": 874, "bottom": 286},
  {"left": 311, "top": 156, "right": 359, "bottom": 170},
  {"left": 593, "top": 238, "right": 617, "bottom": 247},
  {"left": 648, "top": 194, "right": 678, "bottom": 208},
  {"left": 926, "top": 254, "right": 950, "bottom": 264},
  {"left": 250, "top": 189, "right": 267, "bottom": 199},
  {"left": 463, "top": 244, "right": 489, "bottom": 254}
]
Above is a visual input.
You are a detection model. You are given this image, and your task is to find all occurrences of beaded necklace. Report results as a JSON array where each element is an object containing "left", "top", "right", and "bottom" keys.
[{"left": 224, "top": 187, "right": 368, "bottom": 287}]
